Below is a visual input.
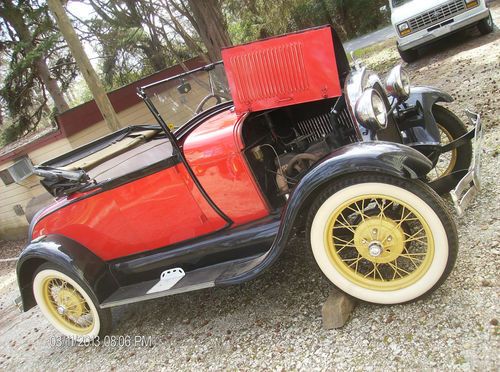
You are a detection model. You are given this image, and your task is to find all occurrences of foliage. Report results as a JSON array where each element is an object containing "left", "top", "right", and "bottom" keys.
[
  {"left": 226, "top": 0, "right": 390, "bottom": 43},
  {"left": 0, "top": 0, "right": 391, "bottom": 146},
  {"left": 0, "top": 0, "right": 76, "bottom": 144}
]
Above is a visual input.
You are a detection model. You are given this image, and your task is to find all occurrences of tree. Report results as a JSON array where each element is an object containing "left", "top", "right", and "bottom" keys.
[
  {"left": 0, "top": 0, "right": 69, "bottom": 112},
  {"left": 0, "top": 0, "right": 75, "bottom": 143},
  {"left": 185, "top": 0, "right": 232, "bottom": 61},
  {"left": 47, "top": 0, "right": 121, "bottom": 131}
]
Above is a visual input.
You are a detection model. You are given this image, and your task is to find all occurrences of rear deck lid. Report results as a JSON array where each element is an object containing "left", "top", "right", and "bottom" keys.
[{"left": 222, "top": 26, "right": 343, "bottom": 115}]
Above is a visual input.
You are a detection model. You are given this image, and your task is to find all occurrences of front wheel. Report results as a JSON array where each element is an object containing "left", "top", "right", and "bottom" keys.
[
  {"left": 307, "top": 173, "right": 458, "bottom": 304},
  {"left": 33, "top": 263, "right": 112, "bottom": 340},
  {"left": 478, "top": 12, "right": 494, "bottom": 35},
  {"left": 428, "top": 105, "right": 472, "bottom": 193},
  {"left": 398, "top": 46, "right": 418, "bottom": 63}
]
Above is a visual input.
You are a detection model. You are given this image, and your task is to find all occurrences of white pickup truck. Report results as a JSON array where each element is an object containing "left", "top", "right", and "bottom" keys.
[{"left": 390, "top": 0, "right": 494, "bottom": 62}]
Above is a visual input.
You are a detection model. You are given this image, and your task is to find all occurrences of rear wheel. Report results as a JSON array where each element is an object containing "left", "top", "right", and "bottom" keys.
[
  {"left": 398, "top": 46, "right": 418, "bottom": 63},
  {"left": 33, "top": 263, "right": 112, "bottom": 340},
  {"left": 478, "top": 12, "right": 494, "bottom": 35},
  {"left": 307, "top": 173, "right": 458, "bottom": 304}
]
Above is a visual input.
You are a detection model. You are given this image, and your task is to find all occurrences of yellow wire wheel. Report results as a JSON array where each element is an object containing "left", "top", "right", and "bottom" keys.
[
  {"left": 41, "top": 276, "right": 94, "bottom": 334},
  {"left": 427, "top": 105, "right": 472, "bottom": 194},
  {"left": 429, "top": 124, "right": 458, "bottom": 181},
  {"left": 324, "top": 194, "right": 434, "bottom": 291},
  {"left": 33, "top": 265, "right": 108, "bottom": 340},
  {"left": 309, "top": 176, "right": 455, "bottom": 304}
]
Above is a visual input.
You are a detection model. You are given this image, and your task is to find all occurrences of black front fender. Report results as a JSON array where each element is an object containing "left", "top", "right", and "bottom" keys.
[
  {"left": 397, "top": 86, "right": 454, "bottom": 145},
  {"left": 16, "top": 234, "right": 119, "bottom": 311},
  {"left": 217, "top": 141, "right": 432, "bottom": 285}
]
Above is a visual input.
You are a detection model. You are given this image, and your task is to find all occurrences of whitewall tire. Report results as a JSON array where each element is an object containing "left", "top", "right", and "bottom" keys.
[
  {"left": 33, "top": 263, "right": 111, "bottom": 340},
  {"left": 307, "top": 174, "right": 458, "bottom": 304}
]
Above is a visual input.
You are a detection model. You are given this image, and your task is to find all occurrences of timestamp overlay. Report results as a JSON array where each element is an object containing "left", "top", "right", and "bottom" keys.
[{"left": 48, "top": 335, "right": 154, "bottom": 348}]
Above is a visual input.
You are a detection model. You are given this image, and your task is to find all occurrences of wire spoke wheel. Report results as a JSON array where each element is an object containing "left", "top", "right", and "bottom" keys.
[
  {"left": 326, "top": 195, "right": 434, "bottom": 291},
  {"left": 308, "top": 174, "right": 458, "bottom": 304},
  {"left": 429, "top": 124, "right": 457, "bottom": 181},
  {"left": 42, "top": 276, "right": 94, "bottom": 333},
  {"left": 426, "top": 105, "right": 472, "bottom": 193},
  {"left": 33, "top": 264, "right": 112, "bottom": 339}
]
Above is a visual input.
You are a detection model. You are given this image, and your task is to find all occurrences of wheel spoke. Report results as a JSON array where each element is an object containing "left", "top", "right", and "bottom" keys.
[
  {"left": 374, "top": 263, "right": 385, "bottom": 281},
  {"left": 387, "top": 261, "right": 412, "bottom": 277},
  {"left": 400, "top": 254, "right": 421, "bottom": 268},
  {"left": 334, "top": 218, "right": 357, "bottom": 233},
  {"left": 336, "top": 239, "right": 356, "bottom": 254}
]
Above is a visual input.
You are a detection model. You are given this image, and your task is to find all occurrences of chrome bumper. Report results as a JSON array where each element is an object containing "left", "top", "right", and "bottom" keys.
[
  {"left": 450, "top": 110, "right": 483, "bottom": 216},
  {"left": 398, "top": 8, "right": 490, "bottom": 51}
]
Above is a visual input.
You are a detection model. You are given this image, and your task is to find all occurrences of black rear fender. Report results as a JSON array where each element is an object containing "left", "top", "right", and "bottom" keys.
[{"left": 16, "top": 235, "right": 118, "bottom": 311}]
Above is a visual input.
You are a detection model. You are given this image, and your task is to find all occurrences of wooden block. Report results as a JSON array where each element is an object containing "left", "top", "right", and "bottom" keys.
[{"left": 321, "top": 288, "right": 356, "bottom": 329}]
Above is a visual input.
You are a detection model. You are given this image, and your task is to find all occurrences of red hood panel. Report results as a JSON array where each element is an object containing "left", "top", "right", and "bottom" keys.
[{"left": 222, "top": 26, "right": 342, "bottom": 115}]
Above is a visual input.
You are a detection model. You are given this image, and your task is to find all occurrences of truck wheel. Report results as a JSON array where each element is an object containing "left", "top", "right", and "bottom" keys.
[
  {"left": 33, "top": 262, "right": 112, "bottom": 340},
  {"left": 398, "top": 46, "right": 418, "bottom": 63},
  {"left": 428, "top": 105, "right": 472, "bottom": 193},
  {"left": 478, "top": 12, "right": 494, "bottom": 35},
  {"left": 307, "top": 173, "right": 458, "bottom": 304}
]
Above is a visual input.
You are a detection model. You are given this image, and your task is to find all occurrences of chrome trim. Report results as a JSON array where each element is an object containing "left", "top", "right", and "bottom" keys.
[
  {"left": 450, "top": 110, "right": 483, "bottom": 216},
  {"left": 345, "top": 68, "right": 391, "bottom": 137},
  {"left": 386, "top": 65, "right": 411, "bottom": 100},
  {"left": 355, "top": 89, "right": 388, "bottom": 129},
  {"left": 408, "top": 0, "right": 467, "bottom": 33}
]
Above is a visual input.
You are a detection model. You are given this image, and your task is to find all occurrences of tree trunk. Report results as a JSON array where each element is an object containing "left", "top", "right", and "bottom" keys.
[
  {"left": 186, "top": 0, "right": 232, "bottom": 62},
  {"left": 47, "top": 0, "right": 121, "bottom": 132},
  {"left": 35, "top": 59, "right": 70, "bottom": 113},
  {"left": 1, "top": 0, "right": 70, "bottom": 113}
]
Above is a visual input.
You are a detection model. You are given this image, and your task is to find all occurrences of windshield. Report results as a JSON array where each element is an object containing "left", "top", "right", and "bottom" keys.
[
  {"left": 391, "top": 0, "right": 412, "bottom": 7},
  {"left": 141, "top": 63, "right": 231, "bottom": 131}
]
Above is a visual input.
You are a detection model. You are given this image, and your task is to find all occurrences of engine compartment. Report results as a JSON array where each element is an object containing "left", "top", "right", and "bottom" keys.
[{"left": 241, "top": 97, "right": 358, "bottom": 210}]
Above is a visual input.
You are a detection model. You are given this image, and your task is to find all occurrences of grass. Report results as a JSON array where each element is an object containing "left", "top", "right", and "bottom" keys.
[{"left": 348, "top": 38, "right": 401, "bottom": 73}]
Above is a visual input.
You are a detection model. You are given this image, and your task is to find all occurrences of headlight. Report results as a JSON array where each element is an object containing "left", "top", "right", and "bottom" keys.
[
  {"left": 355, "top": 89, "right": 388, "bottom": 130},
  {"left": 465, "top": 0, "right": 479, "bottom": 8},
  {"left": 386, "top": 65, "right": 411, "bottom": 100},
  {"left": 398, "top": 22, "right": 411, "bottom": 36}
]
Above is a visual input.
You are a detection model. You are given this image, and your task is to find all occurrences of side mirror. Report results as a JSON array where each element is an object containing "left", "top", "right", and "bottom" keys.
[{"left": 177, "top": 81, "right": 192, "bottom": 94}]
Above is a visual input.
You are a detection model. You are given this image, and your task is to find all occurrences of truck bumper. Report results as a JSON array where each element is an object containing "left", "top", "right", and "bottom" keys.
[
  {"left": 450, "top": 110, "right": 484, "bottom": 216},
  {"left": 398, "top": 7, "right": 490, "bottom": 51}
]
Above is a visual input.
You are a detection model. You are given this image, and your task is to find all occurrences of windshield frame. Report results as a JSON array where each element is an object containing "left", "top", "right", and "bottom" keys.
[{"left": 137, "top": 61, "right": 229, "bottom": 138}]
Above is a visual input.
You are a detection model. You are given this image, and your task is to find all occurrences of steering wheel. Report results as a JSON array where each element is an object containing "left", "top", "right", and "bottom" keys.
[{"left": 195, "top": 94, "right": 223, "bottom": 114}]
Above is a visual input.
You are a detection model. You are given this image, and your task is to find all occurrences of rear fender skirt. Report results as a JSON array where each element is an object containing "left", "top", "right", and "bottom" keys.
[
  {"left": 397, "top": 86, "right": 453, "bottom": 145},
  {"left": 16, "top": 234, "right": 118, "bottom": 311},
  {"left": 217, "top": 141, "right": 432, "bottom": 285}
]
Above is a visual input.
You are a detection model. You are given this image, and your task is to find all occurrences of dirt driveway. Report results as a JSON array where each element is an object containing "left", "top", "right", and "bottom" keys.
[{"left": 1, "top": 6, "right": 499, "bottom": 371}]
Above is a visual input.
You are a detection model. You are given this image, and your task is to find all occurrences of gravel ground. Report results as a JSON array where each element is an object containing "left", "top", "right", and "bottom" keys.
[{"left": 0, "top": 7, "right": 499, "bottom": 371}]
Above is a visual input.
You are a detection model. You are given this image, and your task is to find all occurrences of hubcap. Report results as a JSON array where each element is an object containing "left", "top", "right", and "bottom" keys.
[
  {"left": 42, "top": 277, "right": 94, "bottom": 334},
  {"left": 325, "top": 194, "right": 435, "bottom": 291},
  {"left": 368, "top": 242, "right": 383, "bottom": 257}
]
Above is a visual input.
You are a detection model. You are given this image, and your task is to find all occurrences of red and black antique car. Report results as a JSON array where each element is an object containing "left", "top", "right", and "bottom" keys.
[{"left": 15, "top": 26, "right": 483, "bottom": 340}]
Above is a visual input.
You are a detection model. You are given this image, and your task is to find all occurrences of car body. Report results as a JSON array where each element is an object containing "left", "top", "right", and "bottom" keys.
[
  {"left": 15, "top": 26, "right": 483, "bottom": 340},
  {"left": 390, "top": 0, "right": 494, "bottom": 62}
]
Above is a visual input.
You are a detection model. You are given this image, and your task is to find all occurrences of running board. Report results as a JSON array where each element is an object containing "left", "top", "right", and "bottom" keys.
[{"left": 100, "top": 255, "right": 265, "bottom": 308}]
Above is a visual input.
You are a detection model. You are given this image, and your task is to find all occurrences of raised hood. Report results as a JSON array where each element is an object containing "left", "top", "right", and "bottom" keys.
[{"left": 221, "top": 26, "right": 344, "bottom": 115}]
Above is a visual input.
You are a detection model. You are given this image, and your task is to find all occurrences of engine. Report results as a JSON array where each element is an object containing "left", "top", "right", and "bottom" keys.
[{"left": 242, "top": 97, "right": 357, "bottom": 208}]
